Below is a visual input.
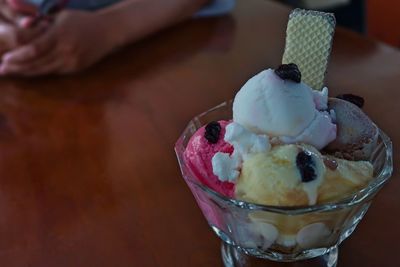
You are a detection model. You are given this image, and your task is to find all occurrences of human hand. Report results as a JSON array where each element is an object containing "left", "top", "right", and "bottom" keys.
[
  {"left": 0, "top": 0, "right": 48, "bottom": 56},
  {"left": 0, "top": 21, "right": 49, "bottom": 58},
  {"left": 0, "top": 10, "right": 115, "bottom": 76},
  {"left": 0, "top": 0, "right": 27, "bottom": 55}
]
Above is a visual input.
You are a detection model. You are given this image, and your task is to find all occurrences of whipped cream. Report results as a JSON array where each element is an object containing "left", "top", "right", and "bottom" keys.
[
  {"left": 212, "top": 122, "right": 271, "bottom": 182},
  {"left": 224, "top": 122, "right": 270, "bottom": 159},
  {"left": 212, "top": 152, "right": 241, "bottom": 182},
  {"left": 313, "top": 87, "right": 329, "bottom": 110}
]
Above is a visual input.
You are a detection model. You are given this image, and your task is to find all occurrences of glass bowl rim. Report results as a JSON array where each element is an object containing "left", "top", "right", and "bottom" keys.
[{"left": 175, "top": 101, "right": 393, "bottom": 215}]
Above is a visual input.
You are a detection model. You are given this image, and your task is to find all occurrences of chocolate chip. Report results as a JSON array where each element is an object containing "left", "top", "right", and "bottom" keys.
[
  {"left": 204, "top": 121, "right": 221, "bottom": 144},
  {"left": 336, "top": 94, "right": 364, "bottom": 108},
  {"left": 296, "top": 151, "right": 317, "bottom": 183},
  {"left": 323, "top": 157, "right": 338, "bottom": 171},
  {"left": 274, "top": 63, "right": 301, "bottom": 83}
]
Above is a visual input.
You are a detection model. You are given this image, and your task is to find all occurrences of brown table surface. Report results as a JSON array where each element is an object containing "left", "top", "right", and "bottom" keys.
[{"left": 0, "top": 0, "right": 398, "bottom": 266}]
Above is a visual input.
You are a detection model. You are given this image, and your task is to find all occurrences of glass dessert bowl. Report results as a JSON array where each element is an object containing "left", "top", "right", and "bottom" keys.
[{"left": 175, "top": 101, "right": 393, "bottom": 267}]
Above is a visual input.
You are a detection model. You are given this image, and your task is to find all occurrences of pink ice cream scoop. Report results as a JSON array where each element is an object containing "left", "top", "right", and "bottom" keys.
[{"left": 184, "top": 120, "right": 235, "bottom": 197}]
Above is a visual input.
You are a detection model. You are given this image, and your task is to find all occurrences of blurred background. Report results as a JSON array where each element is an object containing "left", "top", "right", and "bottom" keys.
[{"left": 276, "top": 0, "right": 398, "bottom": 47}]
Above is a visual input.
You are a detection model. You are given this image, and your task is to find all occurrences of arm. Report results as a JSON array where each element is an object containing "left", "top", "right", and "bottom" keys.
[
  {"left": 0, "top": 0, "right": 210, "bottom": 76},
  {"left": 98, "top": 0, "right": 210, "bottom": 48}
]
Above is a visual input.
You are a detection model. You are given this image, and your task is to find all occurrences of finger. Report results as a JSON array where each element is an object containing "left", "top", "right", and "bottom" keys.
[
  {"left": 6, "top": 0, "right": 37, "bottom": 15},
  {"left": 15, "top": 19, "right": 48, "bottom": 43},
  {"left": 17, "top": 16, "right": 37, "bottom": 28},
  {"left": 2, "top": 30, "right": 55, "bottom": 64},
  {"left": 0, "top": 48, "right": 60, "bottom": 76},
  {"left": 0, "top": 3, "right": 18, "bottom": 24},
  {"left": 16, "top": 59, "right": 61, "bottom": 76},
  {"left": 0, "top": 23, "right": 18, "bottom": 52},
  {"left": 20, "top": 16, "right": 53, "bottom": 29}
]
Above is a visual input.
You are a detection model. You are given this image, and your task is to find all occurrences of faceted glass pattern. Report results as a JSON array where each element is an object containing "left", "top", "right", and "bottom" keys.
[{"left": 175, "top": 101, "right": 393, "bottom": 266}]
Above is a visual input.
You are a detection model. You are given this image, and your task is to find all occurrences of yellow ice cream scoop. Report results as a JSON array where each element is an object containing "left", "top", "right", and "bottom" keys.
[{"left": 235, "top": 144, "right": 373, "bottom": 206}]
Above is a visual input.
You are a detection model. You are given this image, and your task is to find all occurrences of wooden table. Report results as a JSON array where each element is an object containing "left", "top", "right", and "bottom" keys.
[{"left": 0, "top": 0, "right": 398, "bottom": 266}]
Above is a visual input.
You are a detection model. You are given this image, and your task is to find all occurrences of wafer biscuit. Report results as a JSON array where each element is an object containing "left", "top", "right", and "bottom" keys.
[{"left": 282, "top": 9, "right": 336, "bottom": 90}]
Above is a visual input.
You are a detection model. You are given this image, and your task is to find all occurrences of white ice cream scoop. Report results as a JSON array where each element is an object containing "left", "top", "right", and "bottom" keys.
[{"left": 232, "top": 67, "right": 336, "bottom": 149}]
